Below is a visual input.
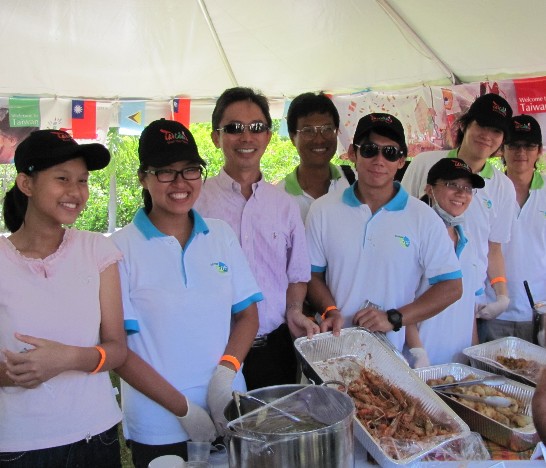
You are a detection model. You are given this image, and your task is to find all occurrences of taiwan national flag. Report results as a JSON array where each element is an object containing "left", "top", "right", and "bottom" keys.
[
  {"left": 173, "top": 98, "right": 190, "bottom": 127},
  {"left": 72, "top": 100, "right": 97, "bottom": 139}
]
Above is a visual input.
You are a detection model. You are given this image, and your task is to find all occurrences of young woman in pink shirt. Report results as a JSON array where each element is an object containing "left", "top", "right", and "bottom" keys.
[{"left": 0, "top": 130, "right": 126, "bottom": 468}]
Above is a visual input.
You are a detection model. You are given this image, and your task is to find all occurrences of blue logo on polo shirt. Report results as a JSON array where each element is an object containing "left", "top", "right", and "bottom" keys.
[
  {"left": 539, "top": 210, "right": 546, "bottom": 217},
  {"left": 395, "top": 235, "right": 410, "bottom": 248},
  {"left": 211, "top": 262, "right": 229, "bottom": 273},
  {"left": 482, "top": 198, "right": 492, "bottom": 209}
]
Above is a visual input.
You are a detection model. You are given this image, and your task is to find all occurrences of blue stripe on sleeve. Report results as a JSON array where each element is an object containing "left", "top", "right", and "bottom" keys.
[
  {"left": 232, "top": 292, "right": 264, "bottom": 314},
  {"left": 428, "top": 270, "right": 462, "bottom": 285},
  {"left": 124, "top": 319, "right": 140, "bottom": 335},
  {"left": 311, "top": 265, "right": 326, "bottom": 273}
]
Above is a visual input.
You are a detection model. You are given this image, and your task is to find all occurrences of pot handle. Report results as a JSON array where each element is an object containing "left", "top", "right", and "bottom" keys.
[{"left": 320, "top": 380, "right": 348, "bottom": 393}]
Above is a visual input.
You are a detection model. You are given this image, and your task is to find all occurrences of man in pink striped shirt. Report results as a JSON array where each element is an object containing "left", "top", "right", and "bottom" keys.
[{"left": 195, "top": 87, "right": 317, "bottom": 390}]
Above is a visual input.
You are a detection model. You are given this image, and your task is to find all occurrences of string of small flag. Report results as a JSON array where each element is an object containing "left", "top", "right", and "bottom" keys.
[{"left": 4, "top": 97, "right": 192, "bottom": 140}]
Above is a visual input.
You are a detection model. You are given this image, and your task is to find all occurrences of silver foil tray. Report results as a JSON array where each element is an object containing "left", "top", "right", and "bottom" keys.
[
  {"left": 414, "top": 363, "right": 538, "bottom": 452},
  {"left": 463, "top": 337, "right": 546, "bottom": 386},
  {"left": 294, "top": 328, "right": 469, "bottom": 467}
]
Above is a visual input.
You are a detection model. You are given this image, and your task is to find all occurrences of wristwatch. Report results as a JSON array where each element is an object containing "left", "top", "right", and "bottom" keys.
[{"left": 386, "top": 309, "right": 403, "bottom": 332}]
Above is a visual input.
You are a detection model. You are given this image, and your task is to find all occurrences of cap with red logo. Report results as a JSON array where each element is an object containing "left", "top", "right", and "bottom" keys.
[
  {"left": 465, "top": 93, "right": 512, "bottom": 134},
  {"left": 506, "top": 114, "right": 542, "bottom": 145},
  {"left": 426, "top": 157, "right": 485, "bottom": 189},
  {"left": 139, "top": 119, "right": 206, "bottom": 167},
  {"left": 14, "top": 129, "right": 110, "bottom": 174}
]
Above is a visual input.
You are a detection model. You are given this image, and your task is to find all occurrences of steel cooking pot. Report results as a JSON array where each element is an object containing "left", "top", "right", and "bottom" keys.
[{"left": 224, "top": 384, "right": 354, "bottom": 468}]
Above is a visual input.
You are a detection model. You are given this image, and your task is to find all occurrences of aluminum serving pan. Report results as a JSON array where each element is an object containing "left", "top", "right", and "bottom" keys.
[
  {"left": 463, "top": 337, "right": 546, "bottom": 386},
  {"left": 414, "top": 363, "right": 538, "bottom": 451},
  {"left": 294, "top": 328, "right": 469, "bottom": 468}
]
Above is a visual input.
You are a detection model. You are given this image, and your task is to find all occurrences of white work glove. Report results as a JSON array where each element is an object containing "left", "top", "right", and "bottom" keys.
[
  {"left": 475, "top": 295, "right": 510, "bottom": 320},
  {"left": 409, "top": 347, "right": 430, "bottom": 368},
  {"left": 177, "top": 398, "right": 217, "bottom": 442},
  {"left": 206, "top": 365, "right": 236, "bottom": 435}
]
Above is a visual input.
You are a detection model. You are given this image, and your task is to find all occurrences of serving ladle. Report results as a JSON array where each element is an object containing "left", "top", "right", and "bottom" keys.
[{"left": 232, "top": 391, "right": 302, "bottom": 423}]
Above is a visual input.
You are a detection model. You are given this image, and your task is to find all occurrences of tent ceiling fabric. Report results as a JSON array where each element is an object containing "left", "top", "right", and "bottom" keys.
[{"left": 2, "top": 0, "right": 546, "bottom": 101}]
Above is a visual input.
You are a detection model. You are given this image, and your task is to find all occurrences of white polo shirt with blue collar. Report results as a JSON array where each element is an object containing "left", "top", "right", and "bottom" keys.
[
  {"left": 306, "top": 182, "right": 462, "bottom": 350},
  {"left": 111, "top": 208, "right": 263, "bottom": 445},
  {"left": 416, "top": 224, "right": 481, "bottom": 364},
  {"left": 402, "top": 149, "right": 516, "bottom": 292},
  {"left": 487, "top": 172, "right": 546, "bottom": 321}
]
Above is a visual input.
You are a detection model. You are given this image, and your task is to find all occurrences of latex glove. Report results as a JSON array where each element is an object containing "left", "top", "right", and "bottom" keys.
[
  {"left": 409, "top": 347, "right": 430, "bottom": 368},
  {"left": 475, "top": 295, "right": 510, "bottom": 320},
  {"left": 206, "top": 365, "right": 236, "bottom": 435},
  {"left": 177, "top": 398, "right": 217, "bottom": 442}
]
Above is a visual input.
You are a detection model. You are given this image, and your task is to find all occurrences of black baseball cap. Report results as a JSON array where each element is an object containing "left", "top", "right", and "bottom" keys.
[
  {"left": 466, "top": 93, "right": 512, "bottom": 134},
  {"left": 14, "top": 129, "right": 110, "bottom": 173},
  {"left": 138, "top": 119, "right": 205, "bottom": 167},
  {"left": 427, "top": 157, "right": 485, "bottom": 189},
  {"left": 353, "top": 113, "right": 407, "bottom": 155},
  {"left": 506, "top": 114, "right": 542, "bottom": 145}
]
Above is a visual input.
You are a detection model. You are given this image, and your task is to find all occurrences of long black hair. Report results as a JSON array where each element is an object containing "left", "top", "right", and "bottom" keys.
[{"left": 2, "top": 182, "right": 29, "bottom": 232}]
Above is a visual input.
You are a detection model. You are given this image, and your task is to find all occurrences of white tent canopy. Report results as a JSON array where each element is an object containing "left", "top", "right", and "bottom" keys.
[{"left": 2, "top": 0, "right": 546, "bottom": 104}]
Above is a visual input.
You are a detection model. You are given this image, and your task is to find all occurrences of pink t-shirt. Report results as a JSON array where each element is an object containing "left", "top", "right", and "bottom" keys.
[{"left": 0, "top": 229, "right": 122, "bottom": 451}]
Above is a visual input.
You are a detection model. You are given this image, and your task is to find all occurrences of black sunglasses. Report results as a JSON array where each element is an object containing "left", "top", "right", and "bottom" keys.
[
  {"left": 216, "top": 122, "right": 270, "bottom": 134},
  {"left": 354, "top": 143, "right": 405, "bottom": 162}
]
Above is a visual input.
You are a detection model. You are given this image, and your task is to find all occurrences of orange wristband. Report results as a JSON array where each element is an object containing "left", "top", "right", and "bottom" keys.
[
  {"left": 220, "top": 354, "right": 241, "bottom": 372},
  {"left": 321, "top": 305, "right": 338, "bottom": 321},
  {"left": 490, "top": 276, "right": 507, "bottom": 286},
  {"left": 90, "top": 345, "right": 106, "bottom": 374}
]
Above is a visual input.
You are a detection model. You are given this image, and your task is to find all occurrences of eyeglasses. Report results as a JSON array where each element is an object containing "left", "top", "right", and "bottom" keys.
[
  {"left": 354, "top": 143, "right": 405, "bottom": 162},
  {"left": 506, "top": 142, "right": 540, "bottom": 151},
  {"left": 216, "top": 122, "right": 270, "bottom": 134},
  {"left": 296, "top": 125, "right": 338, "bottom": 140},
  {"left": 143, "top": 167, "right": 204, "bottom": 183},
  {"left": 435, "top": 181, "right": 476, "bottom": 195}
]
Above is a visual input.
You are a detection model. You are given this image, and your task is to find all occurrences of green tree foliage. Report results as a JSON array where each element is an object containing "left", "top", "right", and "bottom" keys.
[{"left": 0, "top": 121, "right": 350, "bottom": 233}]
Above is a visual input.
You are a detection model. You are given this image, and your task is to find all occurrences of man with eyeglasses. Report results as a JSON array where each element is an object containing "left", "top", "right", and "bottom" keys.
[
  {"left": 402, "top": 94, "right": 516, "bottom": 341},
  {"left": 480, "top": 114, "right": 546, "bottom": 343},
  {"left": 194, "top": 87, "right": 318, "bottom": 390},
  {"left": 305, "top": 113, "right": 462, "bottom": 351},
  {"left": 277, "top": 92, "right": 355, "bottom": 221}
]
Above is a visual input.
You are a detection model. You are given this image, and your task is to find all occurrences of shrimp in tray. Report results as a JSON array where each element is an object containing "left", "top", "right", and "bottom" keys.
[{"left": 348, "top": 368, "right": 452, "bottom": 443}]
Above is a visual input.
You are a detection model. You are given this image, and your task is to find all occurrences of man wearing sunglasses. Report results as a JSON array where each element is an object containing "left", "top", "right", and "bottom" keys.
[
  {"left": 195, "top": 87, "right": 318, "bottom": 390},
  {"left": 277, "top": 92, "right": 355, "bottom": 221},
  {"left": 481, "top": 114, "right": 546, "bottom": 343},
  {"left": 401, "top": 94, "right": 516, "bottom": 342},
  {"left": 305, "top": 113, "right": 462, "bottom": 351}
]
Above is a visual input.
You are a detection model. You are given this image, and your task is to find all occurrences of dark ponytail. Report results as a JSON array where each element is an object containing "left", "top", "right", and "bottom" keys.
[
  {"left": 2, "top": 184, "right": 28, "bottom": 232},
  {"left": 142, "top": 188, "right": 153, "bottom": 214},
  {"left": 138, "top": 165, "right": 153, "bottom": 214}
]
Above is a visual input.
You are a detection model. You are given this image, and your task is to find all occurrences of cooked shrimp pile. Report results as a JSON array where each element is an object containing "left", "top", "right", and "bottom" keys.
[{"left": 348, "top": 368, "right": 452, "bottom": 444}]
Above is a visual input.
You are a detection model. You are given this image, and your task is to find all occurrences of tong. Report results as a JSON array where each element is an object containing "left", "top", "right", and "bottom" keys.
[
  {"left": 436, "top": 390, "right": 513, "bottom": 408},
  {"left": 431, "top": 375, "right": 506, "bottom": 390}
]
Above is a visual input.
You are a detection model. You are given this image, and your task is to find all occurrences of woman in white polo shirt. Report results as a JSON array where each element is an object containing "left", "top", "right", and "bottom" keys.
[
  {"left": 112, "top": 119, "right": 262, "bottom": 467},
  {"left": 405, "top": 158, "right": 484, "bottom": 366}
]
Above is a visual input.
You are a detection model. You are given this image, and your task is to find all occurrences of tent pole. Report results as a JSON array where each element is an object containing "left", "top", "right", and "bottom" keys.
[
  {"left": 196, "top": 0, "right": 239, "bottom": 87},
  {"left": 376, "top": 0, "right": 461, "bottom": 85}
]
